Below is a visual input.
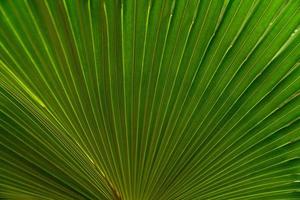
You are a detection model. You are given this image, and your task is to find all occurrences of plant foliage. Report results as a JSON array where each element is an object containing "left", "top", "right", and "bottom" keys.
[{"left": 1, "top": 0, "right": 300, "bottom": 199}]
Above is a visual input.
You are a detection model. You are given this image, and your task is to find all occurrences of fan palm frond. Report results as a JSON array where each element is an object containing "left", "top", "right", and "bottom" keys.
[{"left": 1, "top": 0, "right": 300, "bottom": 199}]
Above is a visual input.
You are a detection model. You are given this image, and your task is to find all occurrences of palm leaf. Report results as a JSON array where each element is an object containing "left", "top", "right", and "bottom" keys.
[{"left": 1, "top": 0, "right": 300, "bottom": 199}]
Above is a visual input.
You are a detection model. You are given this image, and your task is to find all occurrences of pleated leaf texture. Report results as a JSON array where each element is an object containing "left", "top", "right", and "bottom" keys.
[{"left": 1, "top": 0, "right": 300, "bottom": 199}]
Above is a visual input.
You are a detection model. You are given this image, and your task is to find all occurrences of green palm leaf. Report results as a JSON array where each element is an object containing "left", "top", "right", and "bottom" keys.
[{"left": 1, "top": 0, "right": 300, "bottom": 199}]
